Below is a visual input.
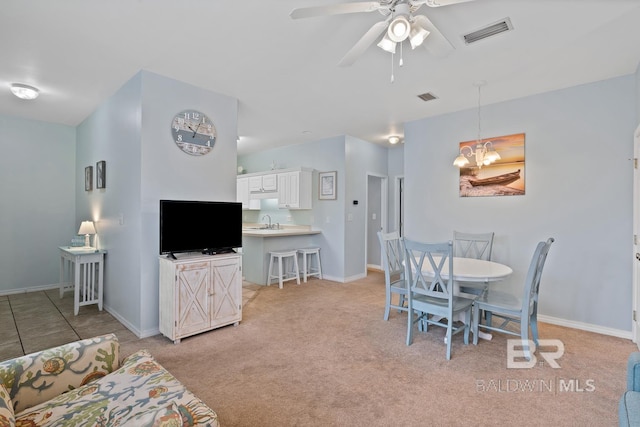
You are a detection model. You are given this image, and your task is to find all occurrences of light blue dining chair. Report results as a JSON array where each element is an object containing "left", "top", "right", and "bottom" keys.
[
  {"left": 472, "top": 237, "right": 555, "bottom": 360},
  {"left": 453, "top": 230, "right": 495, "bottom": 296},
  {"left": 403, "top": 238, "right": 476, "bottom": 360},
  {"left": 377, "top": 231, "right": 408, "bottom": 320}
]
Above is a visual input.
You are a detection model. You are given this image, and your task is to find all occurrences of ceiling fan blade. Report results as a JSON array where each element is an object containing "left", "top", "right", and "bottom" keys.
[
  {"left": 290, "top": 2, "right": 382, "bottom": 19},
  {"left": 413, "top": 15, "right": 454, "bottom": 58},
  {"left": 411, "top": 0, "right": 476, "bottom": 7},
  {"left": 338, "top": 20, "right": 389, "bottom": 67}
]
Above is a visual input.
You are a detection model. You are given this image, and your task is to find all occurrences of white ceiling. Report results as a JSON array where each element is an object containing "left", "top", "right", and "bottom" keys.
[{"left": 2, "top": 0, "right": 640, "bottom": 156}]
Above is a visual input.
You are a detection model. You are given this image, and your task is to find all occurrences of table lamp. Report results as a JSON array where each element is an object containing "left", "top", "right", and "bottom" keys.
[{"left": 78, "top": 221, "right": 96, "bottom": 248}]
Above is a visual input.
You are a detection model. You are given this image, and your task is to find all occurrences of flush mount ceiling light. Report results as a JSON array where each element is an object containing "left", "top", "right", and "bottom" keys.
[
  {"left": 388, "top": 136, "right": 401, "bottom": 145},
  {"left": 10, "top": 83, "right": 40, "bottom": 100}
]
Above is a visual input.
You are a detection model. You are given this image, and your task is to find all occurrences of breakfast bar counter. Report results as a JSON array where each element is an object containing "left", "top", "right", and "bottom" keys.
[{"left": 242, "top": 225, "right": 322, "bottom": 285}]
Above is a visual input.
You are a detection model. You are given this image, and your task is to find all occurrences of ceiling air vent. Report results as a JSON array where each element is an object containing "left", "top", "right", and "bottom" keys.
[
  {"left": 463, "top": 18, "right": 513, "bottom": 45},
  {"left": 417, "top": 92, "right": 438, "bottom": 102}
]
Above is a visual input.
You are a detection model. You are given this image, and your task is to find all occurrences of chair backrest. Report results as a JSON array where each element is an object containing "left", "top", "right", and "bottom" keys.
[
  {"left": 403, "top": 238, "right": 454, "bottom": 307},
  {"left": 377, "top": 231, "right": 404, "bottom": 287},
  {"left": 453, "top": 231, "right": 495, "bottom": 261},
  {"left": 522, "top": 237, "right": 555, "bottom": 316}
]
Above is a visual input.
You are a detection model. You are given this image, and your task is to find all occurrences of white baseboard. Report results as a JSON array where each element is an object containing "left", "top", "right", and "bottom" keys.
[
  {"left": 537, "top": 314, "right": 632, "bottom": 340},
  {"left": 102, "top": 304, "right": 160, "bottom": 339},
  {"left": 0, "top": 283, "right": 59, "bottom": 296}
]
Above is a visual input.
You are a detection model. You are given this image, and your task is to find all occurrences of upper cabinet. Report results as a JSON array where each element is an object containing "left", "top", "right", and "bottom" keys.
[
  {"left": 237, "top": 167, "right": 313, "bottom": 210},
  {"left": 249, "top": 174, "right": 277, "bottom": 193},
  {"left": 278, "top": 170, "right": 312, "bottom": 209}
]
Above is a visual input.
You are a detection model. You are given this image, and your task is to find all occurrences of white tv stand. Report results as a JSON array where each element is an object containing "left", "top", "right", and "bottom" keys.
[{"left": 158, "top": 252, "right": 242, "bottom": 344}]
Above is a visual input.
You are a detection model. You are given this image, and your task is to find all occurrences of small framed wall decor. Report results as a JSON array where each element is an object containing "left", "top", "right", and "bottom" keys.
[
  {"left": 96, "top": 160, "right": 106, "bottom": 189},
  {"left": 319, "top": 171, "right": 337, "bottom": 200},
  {"left": 85, "top": 166, "right": 93, "bottom": 191}
]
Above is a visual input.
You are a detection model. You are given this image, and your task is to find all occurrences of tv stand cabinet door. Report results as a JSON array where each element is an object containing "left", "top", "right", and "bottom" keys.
[
  {"left": 175, "top": 261, "right": 212, "bottom": 339},
  {"left": 211, "top": 256, "right": 242, "bottom": 327}
]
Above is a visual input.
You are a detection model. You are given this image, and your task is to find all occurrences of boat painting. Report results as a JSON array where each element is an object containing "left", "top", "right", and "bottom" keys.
[
  {"left": 458, "top": 133, "right": 525, "bottom": 197},
  {"left": 468, "top": 169, "right": 520, "bottom": 187}
]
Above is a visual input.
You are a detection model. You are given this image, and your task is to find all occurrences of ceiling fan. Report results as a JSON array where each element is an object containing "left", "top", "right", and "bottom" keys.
[{"left": 290, "top": 0, "right": 476, "bottom": 67}]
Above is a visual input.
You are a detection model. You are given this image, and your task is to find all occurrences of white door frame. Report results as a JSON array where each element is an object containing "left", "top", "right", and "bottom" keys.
[
  {"left": 394, "top": 175, "right": 404, "bottom": 236},
  {"left": 365, "top": 173, "right": 388, "bottom": 272},
  {"left": 633, "top": 123, "right": 640, "bottom": 346}
]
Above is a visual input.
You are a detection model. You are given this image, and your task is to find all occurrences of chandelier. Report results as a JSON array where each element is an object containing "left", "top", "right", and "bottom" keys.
[{"left": 453, "top": 82, "right": 501, "bottom": 169}]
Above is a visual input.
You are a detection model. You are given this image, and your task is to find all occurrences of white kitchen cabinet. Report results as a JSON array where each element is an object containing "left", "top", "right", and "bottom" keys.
[
  {"left": 249, "top": 174, "right": 277, "bottom": 193},
  {"left": 237, "top": 177, "right": 259, "bottom": 210},
  {"left": 278, "top": 169, "right": 312, "bottom": 209},
  {"left": 159, "top": 253, "right": 242, "bottom": 344}
]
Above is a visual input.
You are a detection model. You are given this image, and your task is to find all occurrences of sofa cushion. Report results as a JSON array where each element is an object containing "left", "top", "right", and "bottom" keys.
[
  {"left": 129, "top": 402, "right": 183, "bottom": 427},
  {"left": 0, "top": 383, "right": 15, "bottom": 427},
  {"left": 619, "top": 390, "right": 640, "bottom": 427},
  {"left": 15, "top": 349, "right": 218, "bottom": 426},
  {"left": 627, "top": 352, "right": 640, "bottom": 391},
  {"left": 0, "top": 333, "right": 119, "bottom": 414}
]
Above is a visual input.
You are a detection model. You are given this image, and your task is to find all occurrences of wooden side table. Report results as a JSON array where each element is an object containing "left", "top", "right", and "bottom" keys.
[{"left": 59, "top": 247, "right": 107, "bottom": 315}]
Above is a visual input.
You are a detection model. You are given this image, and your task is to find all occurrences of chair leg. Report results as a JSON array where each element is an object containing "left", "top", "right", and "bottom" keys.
[
  {"left": 530, "top": 312, "right": 539, "bottom": 345},
  {"left": 521, "top": 318, "right": 532, "bottom": 361},
  {"left": 406, "top": 310, "right": 415, "bottom": 346},
  {"left": 278, "top": 256, "right": 284, "bottom": 289},
  {"left": 267, "top": 255, "right": 274, "bottom": 286},
  {"left": 472, "top": 303, "right": 480, "bottom": 345},
  {"left": 463, "top": 309, "right": 470, "bottom": 345},
  {"left": 445, "top": 323, "right": 452, "bottom": 360},
  {"left": 383, "top": 288, "right": 391, "bottom": 321}
]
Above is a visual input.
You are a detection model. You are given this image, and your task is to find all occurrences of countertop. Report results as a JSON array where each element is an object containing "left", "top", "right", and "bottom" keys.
[{"left": 242, "top": 224, "right": 321, "bottom": 237}]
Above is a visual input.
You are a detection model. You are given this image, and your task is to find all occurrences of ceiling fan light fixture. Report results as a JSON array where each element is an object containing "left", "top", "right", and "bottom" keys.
[
  {"left": 377, "top": 33, "right": 397, "bottom": 53},
  {"left": 10, "top": 83, "right": 39, "bottom": 100},
  {"left": 409, "top": 23, "right": 430, "bottom": 49},
  {"left": 388, "top": 15, "right": 411, "bottom": 42}
]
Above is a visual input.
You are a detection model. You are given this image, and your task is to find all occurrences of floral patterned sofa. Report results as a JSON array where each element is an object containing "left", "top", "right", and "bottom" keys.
[{"left": 0, "top": 333, "right": 219, "bottom": 426}]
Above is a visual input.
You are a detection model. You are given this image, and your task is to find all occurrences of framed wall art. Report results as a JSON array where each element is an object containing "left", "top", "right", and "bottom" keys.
[
  {"left": 85, "top": 166, "right": 93, "bottom": 191},
  {"left": 319, "top": 171, "right": 337, "bottom": 200},
  {"left": 457, "top": 133, "right": 525, "bottom": 198},
  {"left": 96, "top": 160, "right": 106, "bottom": 189}
]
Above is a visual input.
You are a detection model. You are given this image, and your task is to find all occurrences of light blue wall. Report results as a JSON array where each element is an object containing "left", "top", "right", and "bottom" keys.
[
  {"left": 76, "top": 70, "right": 238, "bottom": 336},
  {"left": 239, "top": 136, "right": 347, "bottom": 280},
  {"left": 387, "top": 146, "right": 404, "bottom": 234},
  {"left": 76, "top": 72, "right": 143, "bottom": 333},
  {"left": 405, "top": 75, "right": 636, "bottom": 332},
  {"left": 0, "top": 115, "right": 76, "bottom": 292},
  {"left": 344, "top": 136, "right": 388, "bottom": 279}
]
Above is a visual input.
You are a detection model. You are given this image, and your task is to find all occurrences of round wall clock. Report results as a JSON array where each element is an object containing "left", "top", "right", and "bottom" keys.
[{"left": 171, "top": 110, "right": 217, "bottom": 156}]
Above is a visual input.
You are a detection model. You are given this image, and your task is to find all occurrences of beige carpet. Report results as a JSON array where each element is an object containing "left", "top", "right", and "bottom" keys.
[{"left": 122, "top": 271, "right": 637, "bottom": 426}]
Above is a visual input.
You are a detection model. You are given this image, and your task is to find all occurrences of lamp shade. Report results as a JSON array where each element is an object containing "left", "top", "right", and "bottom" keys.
[
  {"left": 377, "top": 33, "right": 397, "bottom": 53},
  {"left": 409, "top": 23, "right": 430, "bottom": 49},
  {"left": 78, "top": 221, "right": 96, "bottom": 235}
]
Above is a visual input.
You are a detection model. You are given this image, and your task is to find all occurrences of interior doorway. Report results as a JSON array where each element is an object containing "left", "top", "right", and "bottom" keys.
[{"left": 366, "top": 174, "right": 387, "bottom": 271}]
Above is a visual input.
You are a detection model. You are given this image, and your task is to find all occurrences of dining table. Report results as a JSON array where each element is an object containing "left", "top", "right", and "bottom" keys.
[{"left": 414, "top": 255, "right": 513, "bottom": 340}]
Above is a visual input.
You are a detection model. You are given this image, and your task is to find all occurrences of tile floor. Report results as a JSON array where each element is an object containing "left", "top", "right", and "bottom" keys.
[{"left": 0, "top": 282, "right": 262, "bottom": 361}]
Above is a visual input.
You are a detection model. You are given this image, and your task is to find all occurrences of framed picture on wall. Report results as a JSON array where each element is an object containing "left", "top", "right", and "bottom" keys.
[
  {"left": 96, "top": 160, "right": 106, "bottom": 189},
  {"left": 85, "top": 166, "right": 93, "bottom": 191},
  {"left": 319, "top": 171, "right": 337, "bottom": 200}
]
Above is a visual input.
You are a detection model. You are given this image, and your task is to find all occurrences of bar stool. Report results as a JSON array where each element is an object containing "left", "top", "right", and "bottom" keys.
[
  {"left": 298, "top": 247, "right": 323, "bottom": 282},
  {"left": 267, "top": 250, "right": 300, "bottom": 289}
]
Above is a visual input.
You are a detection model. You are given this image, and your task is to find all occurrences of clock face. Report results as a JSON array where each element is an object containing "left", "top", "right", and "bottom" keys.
[{"left": 171, "top": 110, "right": 217, "bottom": 156}]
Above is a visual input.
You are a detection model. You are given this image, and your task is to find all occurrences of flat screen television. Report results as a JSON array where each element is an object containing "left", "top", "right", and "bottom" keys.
[{"left": 159, "top": 200, "right": 242, "bottom": 258}]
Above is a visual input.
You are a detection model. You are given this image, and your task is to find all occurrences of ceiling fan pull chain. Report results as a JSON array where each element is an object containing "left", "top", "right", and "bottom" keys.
[
  {"left": 399, "top": 42, "right": 404, "bottom": 67},
  {"left": 390, "top": 51, "right": 395, "bottom": 83}
]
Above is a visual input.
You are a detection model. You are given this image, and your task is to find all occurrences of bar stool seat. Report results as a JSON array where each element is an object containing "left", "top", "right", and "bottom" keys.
[
  {"left": 298, "top": 247, "right": 323, "bottom": 282},
  {"left": 267, "top": 250, "right": 300, "bottom": 289}
]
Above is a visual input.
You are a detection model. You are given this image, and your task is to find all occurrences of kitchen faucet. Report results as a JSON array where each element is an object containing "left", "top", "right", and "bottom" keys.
[{"left": 262, "top": 214, "right": 272, "bottom": 229}]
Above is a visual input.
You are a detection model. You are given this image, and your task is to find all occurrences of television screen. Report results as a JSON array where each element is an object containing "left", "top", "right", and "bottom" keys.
[{"left": 160, "top": 200, "right": 242, "bottom": 257}]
